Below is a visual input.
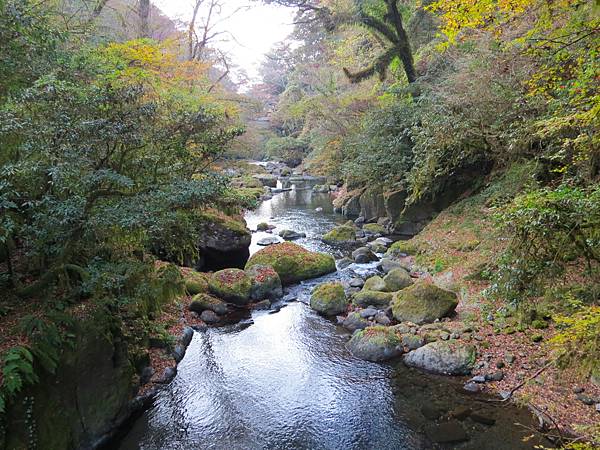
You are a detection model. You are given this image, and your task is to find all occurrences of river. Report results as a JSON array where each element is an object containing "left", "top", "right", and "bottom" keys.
[{"left": 117, "top": 188, "right": 546, "bottom": 450}]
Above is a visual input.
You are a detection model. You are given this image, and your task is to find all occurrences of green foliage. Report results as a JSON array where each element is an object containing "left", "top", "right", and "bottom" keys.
[
  {"left": 265, "top": 136, "right": 310, "bottom": 166},
  {"left": 493, "top": 185, "right": 600, "bottom": 304},
  {"left": 0, "top": 347, "right": 37, "bottom": 414}
]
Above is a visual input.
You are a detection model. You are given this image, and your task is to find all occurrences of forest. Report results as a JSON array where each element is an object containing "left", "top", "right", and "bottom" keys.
[{"left": 0, "top": 0, "right": 598, "bottom": 449}]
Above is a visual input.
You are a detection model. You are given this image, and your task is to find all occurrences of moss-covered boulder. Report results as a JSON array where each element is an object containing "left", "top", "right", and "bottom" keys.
[
  {"left": 346, "top": 326, "right": 402, "bottom": 361},
  {"left": 386, "top": 239, "right": 419, "bottom": 257},
  {"left": 208, "top": 268, "right": 252, "bottom": 305},
  {"left": 245, "top": 242, "right": 336, "bottom": 285},
  {"left": 245, "top": 264, "right": 283, "bottom": 300},
  {"left": 322, "top": 225, "right": 356, "bottom": 244},
  {"left": 189, "top": 293, "right": 229, "bottom": 315},
  {"left": 342, "top": 311, "right": 371, "bottom": 332},
  {"left": 383, "top": 268, "right": 413, "bottom": 292},
  {"left": 391, "top": 282, "right": 458, "bottom": 325},
  {"left": 182, "top": 269, "right": 209, "bottom": 295},
  {"left": 403, "top": 341, "right": 476, "bottom": 375},
  {"left": 363, "top": 223, "right": 386, "bottom": 235},
  {"left": 362, "top": 275, "right": 387, "bottom": 292},
  {"left": 256, "top": 222, "right": 271, "bottom": 231},
  {"left": 353, "top": 290, "right": 394, "bottom": 308},
  {"left": 310, "top": 282, "right": 348, "bottom": 316}
]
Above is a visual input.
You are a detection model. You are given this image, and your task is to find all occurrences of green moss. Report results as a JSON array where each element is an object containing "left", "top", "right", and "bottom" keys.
[
  {"left": 531, "top": 319, "right": 549, "bottom": 329},
  {"left": 310, "top": 282, "right": 347, "bottom": 316},
  {"left": 189, "top": 293, "right": 228, "bottom": 314},
  {"left": 245, "top": 242, "right": 336, "bottom": 285},
  {"left": 363, "top": 223, "right": 386, "bottom": 234},
  {"left": 353, "top": 290, "right": 394, "bottom": 307},
  {"left": 355, "top": 326, "right": 401, "bottom": 347},
  {"left": 182, "top": 270, "right": 209, "bottom": 295},
  {"left": 197, "top": 209, "right": 249, "bottom": 236},
  {"left": 391, "top": 282, "right": 458, "bottom": 324},
  {"left": 322, "top": 225, "right": 356, "bottom": 244},
  {"left": 386, "top": 239, "right": 419, "bottom": 256},
  {"left": 208, "top": 268, "right": 252, "bottom": 305},
  {"left": 256, "top": 222, "right": 270, "bottom": 231},
  {"left": 531, "top": 333, "right": 543, "bottom": 343}
]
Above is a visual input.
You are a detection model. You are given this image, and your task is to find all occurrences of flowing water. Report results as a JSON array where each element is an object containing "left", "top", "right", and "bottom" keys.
[{"left": 117, "top": 187, "right": 547, "bottom": 450}]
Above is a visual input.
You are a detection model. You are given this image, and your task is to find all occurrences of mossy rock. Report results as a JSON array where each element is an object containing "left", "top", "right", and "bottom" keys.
[
  {"left": 353, "top": 290, "right": 394, "bottom": 308},
  {"left": 404, "top": 341, "right": 476, "bottom": 375},
  {"left": 256, "top": 222, "right": 271, "bottom": 231},
  {"left": 383, "top": 268, "right": 413, "bottom": 292},
  {"left": 363, "top": 275, "right": 387, "bottom": 292},
  {"left": 182, "top": 270, "right": 210, "bottom": 295},
  {"left": 346, "top": 326, "right": 402, "bottom": 362},
  {"left": 310, "top": 282, "right": 347, "bottom": 316},
  {"left": 208, "top": 268, "right": 252, "bottom": 305},
  {"left": 189, "top": 293, "right": 229, "bottom": 315},
  {"left": 391, "top": 282, "right": 458, "bottom": 325},
  {"left": 245, "top": 264, "right": 283, "bottom": 300},
  {"left": 322, "top": 225, "right": 356, "bottom": 244},
  {"left": 386, "top": 239, "right": 419, "bottom": 257},
  {"left": 245, "top": 242, "right": 336, "bottom": 285},
  {"left": 363, "top": 223, "right": 386, "bottom": 234}
]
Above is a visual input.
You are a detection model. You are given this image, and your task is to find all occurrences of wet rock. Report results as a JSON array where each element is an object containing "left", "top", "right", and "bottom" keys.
[
  {"left": 257, "top": 236, "right": 281, "bottom": 246},
  {"left": 352, "top": 247, "right": 378, "bottom": 263},
  {"left": 470, "top": 375, "right": 486, "bottom": 383},
  {"left": 310, "top": 282, "right": 348, "bottom": 316},
  {"left": 246, "top": 264, "right": 283, "bottom": 301},
  {"left": 391, "top": 282, "right": 458, "bottom": 325},
  {"left": 383, "top": 268, "right": 413, "bottom": 292},
  {"left": 342, "top": 312, "right": 371, "bottom": 332},
  {"left": 140, "top": 366, "right": 154, "bottom": 385},
  {"left": 322, "top": 225, "right": 356, "bottom": 245},
  {"left": 346, "top": 326, "right": 402, "bottom": 362},
  {"left": 367, "top": 242, "right": 388, "bottom": 253},
  {"left": 278, "top": 229, "right": 306, "bottom": 240},
  {"left": 404, "top": 341, "right": 477, "bottom": 375},
  {"left": 246, "top": 242, "right": 336, "bottom": 285},
  {"left": 425, "top": 421, "right": 469, "bottom": 444},
  {"left": 337, "top": 257, "right": 354, "bottom": 269},
  {"left": 256, "top": 222, "right": 271, "bottom": 232},
  {"left": 252, "top": 299, "right": 272, "bottom": 310},
  {"left": 158, "top": 367, "right": 177, "bottom": 384},
  {"left": 189, "top": 293, "right": 229, "bottom": 315},
  {"left": 200, "top": 310, "right": 219, "bottom": 324},
  {"left": 353, "top": 290, "right": 394, "bottom": 308},
  {"left": 208, "top": 268, "right": 252, "bottom": 305},
  {"left": 363, "top": 275, "right": 387, "bottom": 292},
  {"left": 421, "top": 404, "right": 443, "bottom": 420},
  {"left": 349, "top": 277, "right": 365, "bottom": 288}
]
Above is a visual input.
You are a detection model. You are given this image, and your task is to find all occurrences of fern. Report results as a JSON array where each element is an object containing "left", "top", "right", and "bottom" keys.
[{"left": 0, "top": 347, "right": 38, "bottom": 413}]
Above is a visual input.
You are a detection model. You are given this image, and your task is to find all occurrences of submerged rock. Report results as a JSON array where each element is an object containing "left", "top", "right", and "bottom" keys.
[
  {"left": 353, "top": 290, "right": 394, "bottom": 308},
  {"left": 310, "top": 282, "right": 348, "bottom": 316},
  {"left": 391, "top": 282, "right": 458, "bottom": 324},
  {"left": 337, "top": 257, "right": 354, "bottom": 269},
  {"left": 346, "top": 326, "right": 402, "bottom": 362},
  {"left": 245, "top": 264, "right": 283, "bottom": 301},
  {"left": 257, "top": 236, "right": 280, "bottom": 246},
  {"left": 245, "top": 242, "right": 336, "bottom": 285},
  {"left": 208, "top": 268, "right": 252, "bottom": 305},
  {"left": 404, "top": 341, "right": 477, "bottom": 375}
]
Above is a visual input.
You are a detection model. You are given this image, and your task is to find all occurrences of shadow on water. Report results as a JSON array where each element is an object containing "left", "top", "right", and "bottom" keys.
[{"left": 116, "top": 189, "right": 549, "bottom": 450}]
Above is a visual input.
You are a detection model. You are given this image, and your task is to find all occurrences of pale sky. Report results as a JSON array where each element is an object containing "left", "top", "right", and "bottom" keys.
[{"left": 153, "top": 0, "right": 295, "bottom": 83}]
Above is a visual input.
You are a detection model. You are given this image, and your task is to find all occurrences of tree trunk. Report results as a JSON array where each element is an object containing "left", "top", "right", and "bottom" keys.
[
  {"left": 138, "top": 0, "right": 151, "bottom": 38},
  {"left": 387, "top": 0, "right": 416, "bottom": 83}
]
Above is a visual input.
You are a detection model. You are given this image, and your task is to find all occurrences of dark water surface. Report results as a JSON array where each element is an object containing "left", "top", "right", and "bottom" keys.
[{"left": 118, "top": 189, "right": 546, "bottom": 450}]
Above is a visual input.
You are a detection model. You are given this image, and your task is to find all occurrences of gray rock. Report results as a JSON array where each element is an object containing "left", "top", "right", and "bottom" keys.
[
  {"left": 337, "top": 257, "right": 354, "bottom": 269},
  {"left": 368, "top": 242, "right": 388, "bottom": 253},
  {"left": 379, "top": 257, "right": 410, "bottom": 274},
  {"left": 257, "top": 236, "right": 280, "bottom": 246},
  {"left": 404, "top": 341, "right": 477, "bottom": 375},
  {"left": 246, "top": 264, "right": 283, "bottom": 301},
  {"left": 200, "top": 310, "right": 219, "bottom": 324},
  {"left": 342, "top": 312, "right": 371, "bottom": 332},
  {"left": 391, "top": 282, "right": 458, "bottom": 325},
  {"left": 486, "top": 371, "right": 504, "bottom": 382},
  {"left": 374, "top": 312, "right": 391, "bottom": 326},
  {"left": 349, "top": 277, "right": 365, "bottom": 288},
  {"left": 363, "top": 275, "right": 387, "bottom": 292},
  {"left": 359, "top": 307, "right": 379, "bottom": 318},
  {"left": 253, "top": 299, "right": 272, "bottom": 310},
  {"left": 401, "top": 334, "right": 424, "bottom": 350},
  {"left": 470, "top": 375, "right": 486, "bottom": 383},
  {"left": 346, "top": 326, "right": 402, "bottom": 362},
  {"left": 383, "top": 268, "right": 413, "bottom": 292},
  {"left": 352, "top": 247, "right": 378, "bottom": 263},
  {"left": 278, "top": 229, "right": 306, "bottom": 240},
  {"left": 463, "top": 382, "right": 481, "bottom": 393},
  {"left": 353, "top": 290, "right": 394, "bottom": 308}
]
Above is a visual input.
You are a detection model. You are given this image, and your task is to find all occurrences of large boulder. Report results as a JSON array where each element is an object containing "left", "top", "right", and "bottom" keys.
[
  {"left": 391, "top": 282, "right": 458, "bottom": 324},
  {"left": 403, "top": 341, "right": 476, "bottom": 375},
  {"left": 346, "top": 326, "right": 402, "bottom": 362},
  {"left": 196, "top": 210, "right": 251, "bottom": 270},
  {"left": 245, "top": 242, "right": 336, "bottom": 285},
  {"left": 182, "top": 269, "right": 209, "bottom": 295},
  {"left": 363, "top": 223, "right": 386, "bottom": 235},
  {"left": 322, "top": 225, "right": 356, "bottom": 245},
  {"left": 189, "top": 293, "right": 229, "bottom": 315},
  {"left": 310, "top": 282, "right": 348, "bottom": 316},
  {"left": 252, "top": 174, "right": 278, "bottom": 188},
  {"left": 208, "top": 269, "right": 252, "bottom": 305},
  {"left": 245, "top": 264, "right": 283, "bottom": 301},
  {"left": 383, "top": 268, "right": 413, "bottom": 292},
  {"left": 353, "top": 290, "right": 394, "bottom": 308},
  {"left": 362, "top": 275, "right": 387, "bottom": 292},
  {"left": 352, "top": 247, "right": 378, "bottom": 263}
]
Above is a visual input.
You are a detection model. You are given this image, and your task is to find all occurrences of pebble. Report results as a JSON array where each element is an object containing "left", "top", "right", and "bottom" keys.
[
  {"left": 485, "top": 371, "right": 504, "bottom": 382},
  {"left": 349, "top": 278, "right": 365, "bottom": 288},
  {"left": 572, "top": 386, "right": 585, "bottom": 394},
  {"left": 374, "top": 312, "right": 391, "bottom": 326},
  {"left": 505, "top": 354, "right": 516, "bottom": 364},
  {"left": 359, "top": 308, "right": 378, "bottom": 318},
  {"left": 463, "top": 382, "right": 481, "bottom": 393},
  {"left": 470, "top": 375, "right": 487, "bottom": 384}
]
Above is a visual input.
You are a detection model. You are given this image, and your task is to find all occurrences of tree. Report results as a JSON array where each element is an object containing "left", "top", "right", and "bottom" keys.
[
  {"left": 138, "top": 0, "right": 150, "bottom": 38},
  {"left": 343, "top": 0, "right": 416, "bottom": 83}
]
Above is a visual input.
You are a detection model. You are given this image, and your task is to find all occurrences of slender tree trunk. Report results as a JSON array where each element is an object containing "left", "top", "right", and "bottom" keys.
[
  {"left": 387, "top": 0, "right": 416, "bottom": 83},
  {"left": 138, "top": 0, "right": 151, "bottom": 38}
]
